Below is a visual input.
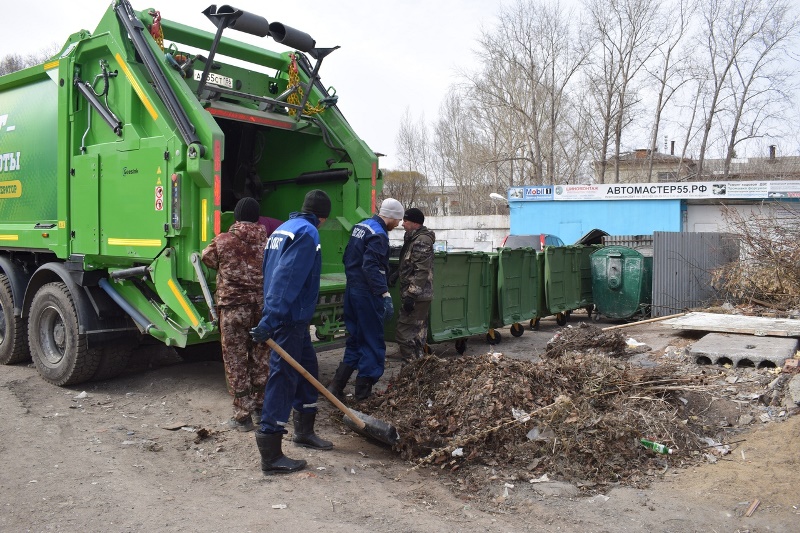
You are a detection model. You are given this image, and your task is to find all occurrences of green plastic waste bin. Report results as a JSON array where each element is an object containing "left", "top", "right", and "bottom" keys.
[
  {"left": 544, "top": 245, "right": 582, "bottom": 324},
  {"left": 493, "top": 247, "right": 540, "bottom": 339},
  {"left": 590, "top": 245, "right": 653, "bottom": 320},
  {"left": 578, "top": 244, "right": 603, "bottom": 313},
  {"left": 384, "top": 251, "right": 494, "bottom": 354}
]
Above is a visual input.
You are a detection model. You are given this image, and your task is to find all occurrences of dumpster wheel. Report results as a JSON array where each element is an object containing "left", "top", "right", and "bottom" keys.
[
  {"left": 486, "top": 329, "right": 502, "bottom": 345},
  {"left": 423, "top": 343, "right": 433, "bottom": 355},
  {"left": 454, "top": 339, "right": 466, "bottom": 354},
  {"left": 592, "top": 312, "right": 602, "bottom": 323},
  {"left": 510, "top": 323, "right": 524, "bottom": 337},
  {"left": 556, "top": 312, "right": 567, "bottom": 326},
  {"left": 529, "top": 318, "right": 540, "bottom": 331}
]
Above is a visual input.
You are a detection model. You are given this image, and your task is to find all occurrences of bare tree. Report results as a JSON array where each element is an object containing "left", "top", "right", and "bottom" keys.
[
  {"left": 432, "top": 93, "right": 486, "bottom": 215},
  {"left": 394, "top": 108, "right": 430, "bottom": 173},
  {"left": 0, "top": 45, "right": 59, "bottom": 76},
  {"left": 583, "top": 0, "right": 664, "bottom": 183},
  {"left": 470, "top": 0, "right": 587, "bottom": 186},
  {"left": 720, "top": 0, "right": 800, "bottom": 175},
  {"left": 691, "top": 0, "right": 799, "bottom": 178},
  {"left": 381, "top": 170, "right": 427, "bottom": 211},
  {"left": 644, "top": 0, "right": 697, "bottom": 181}
]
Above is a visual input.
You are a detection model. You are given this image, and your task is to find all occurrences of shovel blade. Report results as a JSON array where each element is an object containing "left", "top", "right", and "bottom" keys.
[{"left": 343, "top": 409, "right": 400, "bottom": 446}]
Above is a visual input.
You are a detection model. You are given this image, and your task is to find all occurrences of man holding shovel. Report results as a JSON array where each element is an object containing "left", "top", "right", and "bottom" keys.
[{"left": 249, "top": 190, "right": 333, "bottom": 475}]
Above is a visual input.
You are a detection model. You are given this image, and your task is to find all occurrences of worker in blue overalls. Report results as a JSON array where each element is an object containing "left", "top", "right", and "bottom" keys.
[
  {"left": 327, "top": 198, "right": 405, "bottom": 402},
  {"left": 250, "top": 189, "right": 332, "bottom": 475}
]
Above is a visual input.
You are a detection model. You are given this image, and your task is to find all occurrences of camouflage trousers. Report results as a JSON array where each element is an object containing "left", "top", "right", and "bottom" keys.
[
  {"left": 218, "top": 304, "right": 270, "bottom": 421},
  {"left": 395, "top": 299, "right": 431, "bottom": 360}
]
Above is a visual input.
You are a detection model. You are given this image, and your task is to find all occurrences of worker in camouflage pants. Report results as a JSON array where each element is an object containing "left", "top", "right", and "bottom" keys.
[
  {"left": 202, "top": 197, "right": 270, "bottom": 432},
  {"left": 392, "top": 208, "right": 435, "bottom": 361}
]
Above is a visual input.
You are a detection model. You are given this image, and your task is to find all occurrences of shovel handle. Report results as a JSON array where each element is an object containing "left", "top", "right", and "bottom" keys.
[{"left": 266, "top": 338, "right": 366, "bottom": 430}]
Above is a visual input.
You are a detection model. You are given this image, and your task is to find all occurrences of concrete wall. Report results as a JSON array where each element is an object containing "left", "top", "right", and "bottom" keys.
[{"left": 389, "top": 215, "right": 510, "bottom": 252}]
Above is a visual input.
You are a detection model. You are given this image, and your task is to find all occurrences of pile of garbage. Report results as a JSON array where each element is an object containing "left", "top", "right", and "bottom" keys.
[{"left": 366, "top": 325, "right": 721, "bottom": 491}]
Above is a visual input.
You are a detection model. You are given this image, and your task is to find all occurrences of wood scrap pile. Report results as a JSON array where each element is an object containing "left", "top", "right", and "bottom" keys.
[{"left": 366, "top": 325, "right": 716, "bottom": 491}]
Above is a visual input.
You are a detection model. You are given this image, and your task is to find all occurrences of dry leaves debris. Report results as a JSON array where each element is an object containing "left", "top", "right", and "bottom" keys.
[{"left": 365, "top": 325, "right": 714, "bottom": 490}]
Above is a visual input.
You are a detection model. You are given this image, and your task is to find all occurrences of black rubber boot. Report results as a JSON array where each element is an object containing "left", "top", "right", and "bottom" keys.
[
  {"left": 354, "top": 376, "right": 375, "bottom": 401},
  {"left": 292, "top": 411, "right": 333, "bottom": 450},
  {"left": 255, "top": 430, "right": 307, "bottom": 475},
  {"left": 327, "top": 362, "right": 355, "bottom": 400}
]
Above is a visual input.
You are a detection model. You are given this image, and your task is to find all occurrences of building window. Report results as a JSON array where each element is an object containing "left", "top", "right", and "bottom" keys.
[{"left": 658, "top": 172, "right": 677, "bottom": 182}]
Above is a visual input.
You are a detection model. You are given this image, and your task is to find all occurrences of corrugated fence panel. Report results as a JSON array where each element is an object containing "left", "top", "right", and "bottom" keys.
[{"left": 651, "top": 232, "right": 740, "bottom": 317}]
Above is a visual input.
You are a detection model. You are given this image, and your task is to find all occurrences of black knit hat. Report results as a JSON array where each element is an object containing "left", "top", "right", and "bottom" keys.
[
  {"left": 302, "top": 189, "right": 332, "bottom": 218},
  {"left": 234, "top": 197, "right": 260, "bottom": 223},
  {"left": 403, "top": 208, "right": 424, "bottom": 225}
]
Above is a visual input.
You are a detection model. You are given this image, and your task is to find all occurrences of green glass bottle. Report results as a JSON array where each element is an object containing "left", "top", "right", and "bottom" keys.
[{"left": 640, "top": 438, "right": 673, "bottom": 454}]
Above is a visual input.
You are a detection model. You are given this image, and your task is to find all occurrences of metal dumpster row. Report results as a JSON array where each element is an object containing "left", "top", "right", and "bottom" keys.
[{"left": 385, "top": 245, "right": 607, "bottom": 354}]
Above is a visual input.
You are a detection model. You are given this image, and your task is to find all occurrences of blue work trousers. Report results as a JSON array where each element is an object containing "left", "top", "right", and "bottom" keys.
[
  {"left": 342, "top": 285, "right": 386, "bottom": 381},
  {"left": 260, "top": 323, "right": 319, "bottom": 434}
]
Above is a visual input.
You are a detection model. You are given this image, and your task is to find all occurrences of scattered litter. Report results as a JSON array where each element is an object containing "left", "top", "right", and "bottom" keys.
[
  {"left": 512, "top": 408, "right": 531, "bottom": 422},
  {"left": 504, "top": 482, "right": 514, "bottom": 488},
  {"left": 74, "top": 391, "right": 89, "bottom": 399},
  {"left": 529, "top": 474, "right": 550, "bottom": 483},
  {"left": 271, "top": 504, "right": 287, "bottom": 510},
  {"left": 526, "top": 427, "right": 555, "bottom": 442},
  {"left": 316, "top": 467, "right": 326, "bottom": 471},
  {"left": 350, "top": 468, "right": 356, "bottom": 475},
  {"left": 745, "top": 499, "right": 760, "bottom": 517},
  {"left": 626, "top": 338, "right": 646, "bottom": 347},
  {"left": 162, "top": 422, "right": 190, "bottom": 431},
  {"left": 451, "top": 448, "right": 464, "bottom": 457}
]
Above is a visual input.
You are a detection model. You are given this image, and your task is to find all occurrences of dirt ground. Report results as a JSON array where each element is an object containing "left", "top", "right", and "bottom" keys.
[{"left": 1, "top": 313, "right": 798, "bottom": 533}]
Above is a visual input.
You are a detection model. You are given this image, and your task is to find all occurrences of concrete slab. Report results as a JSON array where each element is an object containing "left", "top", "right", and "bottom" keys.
[
  {"left": 665, "top": 312, "right": 800, "bottom": 337},
  {"left": 688, "top": 332, "right": 798, "bottom": 368}
]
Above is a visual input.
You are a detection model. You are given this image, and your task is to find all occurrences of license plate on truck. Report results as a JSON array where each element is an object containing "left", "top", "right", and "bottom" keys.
[{"left": 194, "top": 70, "right": 233, "bottom": 88}]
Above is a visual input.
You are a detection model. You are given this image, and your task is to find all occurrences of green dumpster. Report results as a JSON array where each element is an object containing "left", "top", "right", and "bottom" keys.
[
  {"left": 384, "top": 251, "right": 494, "bottom": 354},
  {"left": 578, "top": 244, "right": 603, "bottom": 313},
  {"left": 590, "top": 245, "right": 653, "bottom": 320},
  {"left": 493, "top": 247, "right": 540, "bottom": 338},
  {"left": 544, "top": 245, "right": 582, "bottom": 324}
]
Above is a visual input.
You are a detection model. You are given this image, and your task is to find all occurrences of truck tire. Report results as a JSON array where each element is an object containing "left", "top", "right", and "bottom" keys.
[
  {"left": 28, "top": 282, "right": 101, "bottom": 386},
  {"left": 0, "top": 273, "right": 30, "bottom": 364},
  {"left": 92, "top": 341, "right": 135, "bottom": 381}
]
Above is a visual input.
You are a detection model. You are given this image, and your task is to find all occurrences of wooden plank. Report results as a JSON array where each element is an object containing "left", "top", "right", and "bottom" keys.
[
  {"left": 663, "top": 312, "right": 800, "bottom": 337},
  {"left": 745, "top": 499, "right": 760, "bottom": 517}
]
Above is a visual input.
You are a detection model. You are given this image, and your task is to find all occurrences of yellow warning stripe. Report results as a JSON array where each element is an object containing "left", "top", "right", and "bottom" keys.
[
  {"left": 168, "top": 278, "right": 199, "bottom": 327},
  {"left": 202, "top": 199, "right": 208, "bottom": 242},
  {"left": 0, "top": 235, "right": 19, "bottom": 241},
  {"left": 108, "top": 238, "right": 162, "bottom": 247},
  {"left": 43, "top": 60, "right": 59, "bottom": 71},
  {"left": 115, "top": 53, "right": 158, "bottom": 121}
]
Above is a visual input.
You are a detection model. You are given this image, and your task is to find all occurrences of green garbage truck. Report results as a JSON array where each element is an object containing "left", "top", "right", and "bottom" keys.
[{"left": 0, "top": 1, "right": 380, "bottom": 385}]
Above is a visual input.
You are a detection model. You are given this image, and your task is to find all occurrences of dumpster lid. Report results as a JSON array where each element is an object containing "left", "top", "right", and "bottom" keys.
[{"left": 575, "top": 228, "right": 609, "bottom": 245}]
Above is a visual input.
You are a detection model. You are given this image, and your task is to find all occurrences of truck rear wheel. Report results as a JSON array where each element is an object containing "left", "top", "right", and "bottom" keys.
[
  {"left": 92, "top": 341, "right": 135, "bottom": 381},
  {"left": 28, "top": 282, "right": 100, "bottom": 386},
  {"left": 0, "top": 273, "right": 30, "bottom": 364}
]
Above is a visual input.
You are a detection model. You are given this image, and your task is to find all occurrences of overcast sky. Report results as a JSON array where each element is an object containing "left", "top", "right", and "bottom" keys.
[{"left": 2, "top": 0, "right": 503, "bottom": 169}]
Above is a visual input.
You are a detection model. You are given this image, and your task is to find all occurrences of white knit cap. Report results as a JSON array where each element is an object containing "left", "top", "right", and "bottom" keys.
[{"left": 378, "top": 198, "right": 404, "bottom": 220}]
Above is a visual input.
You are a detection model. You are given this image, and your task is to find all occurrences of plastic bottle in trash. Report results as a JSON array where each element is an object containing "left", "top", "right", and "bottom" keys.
[{"left": 640, "top": 438, "right": 673, "bottom": 454}]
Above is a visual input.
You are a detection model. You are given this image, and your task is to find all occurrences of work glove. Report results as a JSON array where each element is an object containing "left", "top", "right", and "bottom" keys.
[
  {"left": 249, "top": 325, "right": 272, "bottom": 344},
  {"left": 402, "top": 296, "right": 415, "bottom": 313},
  {"left": 383, "top": 295, "right": 394, "bottom": 320}
]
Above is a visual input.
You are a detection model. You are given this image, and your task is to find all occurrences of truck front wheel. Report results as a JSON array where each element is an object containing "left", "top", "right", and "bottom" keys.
[
  {"left": 0, "top": 273, "right": 29, "bottom": 364},
  {"left": 28, "top": 282, "right": 100, "bottom": 386}
]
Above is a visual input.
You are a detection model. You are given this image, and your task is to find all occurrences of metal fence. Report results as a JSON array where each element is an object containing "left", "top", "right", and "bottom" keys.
[{"left": 650, "top": 232, "right": 740, "bottom": 317}]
